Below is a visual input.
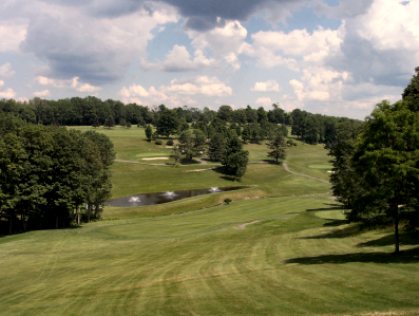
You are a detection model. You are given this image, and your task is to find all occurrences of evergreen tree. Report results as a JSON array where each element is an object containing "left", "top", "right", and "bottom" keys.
[
  {"left": 145, "top": 125, "right": 153, "bottom": 142},
  {"left": 267, "top": 131, "right": 286, "bottom": 164},
  {"left": 208, "top": 132, "right": 226, "bottom": 162},
  {"left": 222, "top": 133, "right": 249, "bottom": 180}
]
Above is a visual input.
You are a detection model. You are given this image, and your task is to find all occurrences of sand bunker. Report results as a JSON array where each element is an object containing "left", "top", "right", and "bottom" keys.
[
  {"left": 236, "top": 220, "right": 260, "bottom": 230},
  {"left": 186, "top": 168, "right": 213, "bottom": 172},
  {"left": 142, "top": 157, "right": 169, "bottom": 161}
]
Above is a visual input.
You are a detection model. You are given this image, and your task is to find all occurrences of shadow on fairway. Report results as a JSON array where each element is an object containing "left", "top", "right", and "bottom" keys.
[
  {"left": 306, "top": 204, "right": 345, "bottom": 212},
  {"left": 284, "top": 247, "right": 419, "bottom": 264},
  {"left": 358, "top": 232, "right": 419, "bottom": 248},
  {"left": 299, "top": 223, "right": 361, "bottom": 240}
]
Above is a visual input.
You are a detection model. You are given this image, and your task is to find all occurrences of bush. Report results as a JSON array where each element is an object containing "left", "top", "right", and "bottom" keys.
[
  {"left": 166, "top": 139, "right": 174, "bottom": 146},
  {"left": 155, "top": 140, "right": 163, "bottom": 145},
  {"left": 224, "top": 198, "right": 232, "bottom": 205}
]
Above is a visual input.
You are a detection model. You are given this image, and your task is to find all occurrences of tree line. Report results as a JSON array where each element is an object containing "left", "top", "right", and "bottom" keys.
[
  {"left": 328, "top": 67, "right": 419, "bottom": 253},
  {"left": 0, "top": 114, "right": 114, "bottom": 235},
  {"left": 0, "top": 98, "right": 359, "bottom": 147}
]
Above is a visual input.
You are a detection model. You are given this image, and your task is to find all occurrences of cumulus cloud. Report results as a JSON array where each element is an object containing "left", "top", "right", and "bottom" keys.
[
  {"left": 147, "top": 45, "right": 215, "bottom": 72},
  {"left": 119, "top": 76, "right": 232, "bottom": 106},
  {"left": 33, "top": 89, "right": 50, "bottom": 98},
  {"left": 289, "top": 67, "right": 349, "bottom": 102},
  {"left": 329, "top": 0, "right": 419, "bottom": 86},
  {"left": 71, "top": 77, "right": 101, "bottom": 93},
  {"left": 243, "top": 27, "right": 342, "bottom": 70},
  {"left": 35, "top": 75, "right": 100, "bottom": 94},
  {"left": 187, "top": 20, "right": 247, "bottom": 70},
  {"left": 166, "top": 76, "right": 232, "bottom": 96},
  {"left": 0, "top": 63, "right": 15, "bottom": 78},
  {"left": 0, "top": 22, "right": 26, "bottom": 52},
  {"left": 0, "top": 80, "right": 16, "bottom": 99},
  {"left": 22, "top": 2, "right": 178, "bottom": 84},
  {"left": 36, "top": 76, "right": 67, "bottom": 88},
  {"left": 255, "top": 96, "right": 273, "bottom": 106},
  {"left": 252, "top": 80, "right": 280, "bottom": 92}
]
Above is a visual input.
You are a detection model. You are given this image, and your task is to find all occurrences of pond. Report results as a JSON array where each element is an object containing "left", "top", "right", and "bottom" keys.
[{"left": 107, "top": 186, "right": 245, "bottom": 207}]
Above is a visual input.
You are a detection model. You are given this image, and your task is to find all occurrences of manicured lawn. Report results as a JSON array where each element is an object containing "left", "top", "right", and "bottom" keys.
[{"left": 0, "top": 126, "right": 418, "bottom": 315}]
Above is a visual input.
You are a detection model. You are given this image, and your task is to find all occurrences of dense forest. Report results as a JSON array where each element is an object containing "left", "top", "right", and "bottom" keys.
[{"left": 0, "top": 114, "right": 114, "bottom": 235}]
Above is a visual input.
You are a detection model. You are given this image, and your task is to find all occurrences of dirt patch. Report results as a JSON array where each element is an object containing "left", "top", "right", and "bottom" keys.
[
  {"left": 236, "top": 220, "right": 260, "bottom": 230},
  {"left": 142, "top": 157, "right": 169, "bottom": 161}
]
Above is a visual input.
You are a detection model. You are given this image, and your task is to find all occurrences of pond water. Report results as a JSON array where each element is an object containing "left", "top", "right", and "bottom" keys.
[{"left": 107, "top": 186, "right": 245, "bottom": 207}]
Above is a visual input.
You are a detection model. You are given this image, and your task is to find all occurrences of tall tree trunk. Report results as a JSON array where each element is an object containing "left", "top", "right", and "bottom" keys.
[
  {"left": 76, "top": 206, "right": 80, "bottom": 225},
  {"left": 8, "top": 218, "right": 13, "bottom": 235},
  {"left": 393, "top": 204, "right": 400, "bottom": 254}
]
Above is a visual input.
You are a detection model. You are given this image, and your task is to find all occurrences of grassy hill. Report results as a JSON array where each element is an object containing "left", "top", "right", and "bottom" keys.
[{"left": 0, "top": 126, "right": 418, "bottom": 315}]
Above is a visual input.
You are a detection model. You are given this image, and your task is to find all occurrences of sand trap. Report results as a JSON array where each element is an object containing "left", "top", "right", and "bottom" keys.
[
  {"left": 142, "top": 157, "right": 169, "bottom": 161},
  {"left": 236, "top": 220, "right": 260, "bottom": 230},
  {"left": 186, "top": 168, "right": 213, "bottom": 172}
]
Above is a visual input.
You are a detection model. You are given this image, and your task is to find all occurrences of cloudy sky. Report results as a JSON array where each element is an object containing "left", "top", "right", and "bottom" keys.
[{"left": 0, "top": 0, "right": 418, "bottom": 118}]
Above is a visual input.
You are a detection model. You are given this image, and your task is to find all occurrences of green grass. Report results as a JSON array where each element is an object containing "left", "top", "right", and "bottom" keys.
[{"left": 0, "top": 126, "right": 418, "bottom": 316}]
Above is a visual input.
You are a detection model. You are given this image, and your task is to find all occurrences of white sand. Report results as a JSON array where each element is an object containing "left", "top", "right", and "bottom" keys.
[
  {"left": 236, "top": 220, "right": 260, "bottom": 230},
  {"left": 142, "top": 157, "right": 169, "bottom": 161}
]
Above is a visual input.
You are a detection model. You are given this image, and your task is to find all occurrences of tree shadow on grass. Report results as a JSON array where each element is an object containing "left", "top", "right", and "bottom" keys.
[
  {"left": 262, "top": 159, "right": 282, "bottom": 165},
  {"left": 212, "top": 166, "right": 239, "bottom": 182},
  {"left": 284, "top": 247, "right": 419, "bottom": 264},
  {"left": 358, "top": 231, "right": 419, "bottom": 248},
  {"left": 306, "top": 204, "right": 345, "bottom": 212},
  {"left": 299, "top": 224, "right": 362, "bottom": 239}
]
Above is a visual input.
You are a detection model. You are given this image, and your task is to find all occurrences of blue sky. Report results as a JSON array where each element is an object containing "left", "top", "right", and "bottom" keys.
[{"left": 0, "top": 0, "right": 418, "bottom": 119}]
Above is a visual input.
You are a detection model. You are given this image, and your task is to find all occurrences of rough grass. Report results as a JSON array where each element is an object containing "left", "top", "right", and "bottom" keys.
[{"left": 0, "top": 126, "right": 418, "bottom": 316}]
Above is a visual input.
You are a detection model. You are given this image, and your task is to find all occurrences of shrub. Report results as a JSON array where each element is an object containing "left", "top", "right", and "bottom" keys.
[{"left": 224, "top": 198, "right": 232, "bottom": 205}]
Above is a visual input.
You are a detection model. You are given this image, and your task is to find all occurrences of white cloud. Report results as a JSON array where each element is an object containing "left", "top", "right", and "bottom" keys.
[
  {"left": 35, "top": 75, "right": 100, "bottom": 93},
  {"left": 252, "top": 80, "right": 280, "bottom": 92},
  {"left": 331, "top": 0, "right": 419, "bottom": 86},
  {"left": 71, "top": 77, "right": 101, "bottom": 93},
  {"left": 22, "top": 2, "right": 179, "bottom": 83},
  {"left": 289, "top": 67, "right": 349, "bottom": 102},
  {"left": 119, "top": 76, "right": 232, "bottom": 107},
  {"left": 355, "top": 0, "right": 419, "bottom": 51},
  {"left": 0, "top": 22, "right": 27, "bottom": 52},
  {"left": 187, "top": 20, "right": 247, "bottom": 70},
  {"left": 0, "top": 63, "right": 15, "bottom": 78},
  {"left": 243, "top": 27, "right": 343, "bottom": 70},
  {"left": 119, "top": 83, "right": 192, "bottom": 107},
  {"left": 33, "top": 89, "right": 50, "bottom": 98},
  {"left": 255, "top": 97, "right": 273, "bottom": 106},
  {"left": 148, "top": 44, "right": 215, "bottom": 72},
  {"left": 0, "top": 80, "right": 16, "bottom": 99},
  {"left": 35, "top": 76, "right": 67, "bottom": 88},
  {"left": 166, "top": 76, "right": 232, "bottom": 96}
]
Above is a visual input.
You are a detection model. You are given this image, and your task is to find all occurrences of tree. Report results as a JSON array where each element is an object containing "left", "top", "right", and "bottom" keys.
[
  {"left": 402, "top": 66, "right": 419, "bottom": 111},
  {"left": 352, "top": 101, "right": 418, "bottom": 254},
  {"left": 222, "top": 133, "right": 249, "bottom": 180},
  {"left": 327, "top": 120, "right": 363, "bottom": 212},
  {"left": 156, "top": 108, "right": 179, "bottom": 137},
  {"left": 145, "top": 125, "right": 153, "bottom": 142},
  {"left": 208, "top": 132, "right": 226, "bottom": 162},
  {"left": 178, "top": 129, "right": 206, "bottom": 162},
  {"left": 267, "top": 131, "right": 286, "bottom": 164}
]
